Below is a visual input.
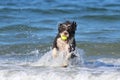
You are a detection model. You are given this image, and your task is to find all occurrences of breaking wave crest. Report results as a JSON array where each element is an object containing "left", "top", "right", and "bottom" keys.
[{"left": 0, "top": 48, "right": 120, "bottom": 80}]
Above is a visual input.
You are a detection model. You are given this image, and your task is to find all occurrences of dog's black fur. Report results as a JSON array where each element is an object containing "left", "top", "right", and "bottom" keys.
[{"left": 52, "top": 21, "right": 77, "bottom": 58}]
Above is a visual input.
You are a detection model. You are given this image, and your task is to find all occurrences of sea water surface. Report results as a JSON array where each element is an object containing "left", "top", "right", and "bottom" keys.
[{"left": 0, "top": 0, "right": 120, "bottom": 80}]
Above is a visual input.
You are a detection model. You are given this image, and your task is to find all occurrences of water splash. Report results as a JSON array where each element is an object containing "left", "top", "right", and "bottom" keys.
[{"left": 31, "top": 48, "right": 84, "bottom": 67}]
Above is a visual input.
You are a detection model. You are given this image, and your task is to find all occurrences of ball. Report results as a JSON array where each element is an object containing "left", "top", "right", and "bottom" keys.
[{"left": 61, "top": 35, "right": 67, "bottom": 41}]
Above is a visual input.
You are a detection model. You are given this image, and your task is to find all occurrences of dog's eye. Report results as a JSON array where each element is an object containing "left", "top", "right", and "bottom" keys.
[
  {"left": 68, "top": 26, "right": 72, "bottom": 30},
  {"left": 60, "top": 25, "right": 66, "bottom": 29},
  {"left": 59, "top": 26, "right": 66, "bottom": 32},
  {"left": 68, "top": 26, "right": 71, "bottom": 27},
  {"left": 62, "top": 27, "right": 66, "bottom": 31}
]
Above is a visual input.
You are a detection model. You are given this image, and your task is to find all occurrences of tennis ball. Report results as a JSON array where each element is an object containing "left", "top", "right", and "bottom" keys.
[{"left": 61, "top": 35, "right": 67, "bottom": 41}]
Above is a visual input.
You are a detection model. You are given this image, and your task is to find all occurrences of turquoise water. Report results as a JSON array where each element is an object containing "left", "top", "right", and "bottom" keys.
[{"left": 0, "top": 0, "right": 120, "bottom": 80}]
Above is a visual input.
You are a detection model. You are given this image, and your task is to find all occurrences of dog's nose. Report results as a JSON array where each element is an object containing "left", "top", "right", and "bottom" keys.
[{"left": 64, "top": 32, "right": 68, "bottom": 35}]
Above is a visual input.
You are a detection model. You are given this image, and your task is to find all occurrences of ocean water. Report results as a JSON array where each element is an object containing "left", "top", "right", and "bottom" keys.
[{"left": 0, "top": 0, "right": 120, "bottom": 80}]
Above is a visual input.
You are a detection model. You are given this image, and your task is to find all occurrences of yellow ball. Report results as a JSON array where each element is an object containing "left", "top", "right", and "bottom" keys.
[{"left": 61, "top": 35, "right": 67, "bottom": 41}]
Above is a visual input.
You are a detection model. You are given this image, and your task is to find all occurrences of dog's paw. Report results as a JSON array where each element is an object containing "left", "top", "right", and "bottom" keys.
[
  {"left": 66, "top": 53, "right": 72, "bottom": 60},
  {"left": 52, "top": 52, "right": 57, "bottom": 58},
  {"left": 62, "top": 62, "right": 68, "bottom": 67},
  {"left": 52, "top": 48, "right": 57, "bottom": 58}
]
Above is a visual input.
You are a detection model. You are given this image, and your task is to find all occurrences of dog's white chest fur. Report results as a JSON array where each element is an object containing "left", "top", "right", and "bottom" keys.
[
  {"left": 52, "top": 38, "right": 71, "bottom": 67},
  {"left": 57, "top": 38, "right": 69, "bottom": 52}
]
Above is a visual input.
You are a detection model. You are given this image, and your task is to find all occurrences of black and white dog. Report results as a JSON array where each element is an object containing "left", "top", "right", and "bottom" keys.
[{"left": 52, "top": 21, "right": 77, "bottom": 67}]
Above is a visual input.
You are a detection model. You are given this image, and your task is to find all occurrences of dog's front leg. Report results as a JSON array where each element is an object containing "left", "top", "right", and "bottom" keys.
[
  {"left": 66, "top": 45, "right": 72, "bottom": 60},
  {"left": 62, "top": 45, "right": 71, "bottom": 67},
  {"left": 62, "top": 52, "right": 71, "bottom": 67},
  {"left": 52, "top": 48, "right": 58, "bottom": 58}
]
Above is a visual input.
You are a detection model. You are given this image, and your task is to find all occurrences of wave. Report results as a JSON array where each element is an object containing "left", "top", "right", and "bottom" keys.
[
  {"left": 0, "top": 42, "right": 51, "bottom": 55},
  {"left": 0, "top": 15, "right": 24, "bottom": 20},
  {"left": 0, "top": 7, "right": 75, "bottom": 15},
  {"left": 84, "top": 7, "right": 108, "bottom": 12},
  {"left": 104, "top": 3, "right": 120, "bottom": 7},
  {"left": 0, "top": 68, "right": 120, "bottom": 80},
  {"left": 0, "top": 49, "right": 120, "bottom": 80},
  {"left": 97, "top": 58, "right": 120, "bottom": 66},
  {"left": 0, "top": 24, "right": 53, "bottom": 32},
  {"left": 81, "top": 14, "right": 120, "bottom": 20},
  {"left": 1, "top": 6, "right": 119, "bottom": 16}
]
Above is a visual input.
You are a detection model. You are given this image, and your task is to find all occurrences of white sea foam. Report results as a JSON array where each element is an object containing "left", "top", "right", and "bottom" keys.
[
  {"left": 0, "top": 48, "right": 120, "bottom": 80},
  {"left": 31, "top": 48, "right": 84, "bottom": 67},
  {"left": 97, "top": 58, "right": 120, "bottom": 66},
  {"left": 0, "top": 66, "right": 120, "bottom": 80}
]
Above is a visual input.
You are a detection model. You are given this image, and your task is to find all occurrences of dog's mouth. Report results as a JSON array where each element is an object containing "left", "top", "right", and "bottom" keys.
[{"left": 60, "top": 31, "right": 69, "bottom": 41}]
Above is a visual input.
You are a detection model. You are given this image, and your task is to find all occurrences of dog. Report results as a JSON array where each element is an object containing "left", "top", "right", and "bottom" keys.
[{"left": 52, "top": 21, "right": 77, "bottom": 67}]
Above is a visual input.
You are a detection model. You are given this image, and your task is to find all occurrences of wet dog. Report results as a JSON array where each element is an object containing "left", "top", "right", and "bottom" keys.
[{"left": 52, "top": 21, "right": 77, "bottom": 67}]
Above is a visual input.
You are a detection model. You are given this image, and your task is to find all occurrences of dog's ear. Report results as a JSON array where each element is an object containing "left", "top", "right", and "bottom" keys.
[
  {"left": 58, "top": 23, "right": 62, "bottom": 32},
  {"left": 72, "top": 21, "right": 77, "bottom": 31},
  {"left": 59, "top": 23, "right": 62, "bottom": 26}
]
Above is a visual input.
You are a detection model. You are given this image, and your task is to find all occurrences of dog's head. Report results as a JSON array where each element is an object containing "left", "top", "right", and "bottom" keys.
[{"left": 58, "top": 21, "right": 77, "bottom": 39}]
